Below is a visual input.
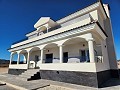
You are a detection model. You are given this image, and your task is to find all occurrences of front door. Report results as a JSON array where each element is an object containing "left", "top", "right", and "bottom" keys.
[
  {"left": 63, "top": 52, "right": 68, "bottom": 63},
  {"left": 81, "top": 50, "right": 86, "bottom": 62},
  {"left": 45, "top": 53, "right": 53, "bottom": 63}
]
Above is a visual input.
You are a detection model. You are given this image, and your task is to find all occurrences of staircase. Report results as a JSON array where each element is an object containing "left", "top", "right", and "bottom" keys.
[{"left": 18, "top": 69, "right": 41, "bottom": 81}]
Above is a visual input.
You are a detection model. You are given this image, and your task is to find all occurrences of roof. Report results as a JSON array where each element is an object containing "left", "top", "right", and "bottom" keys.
[
  {"left": 26, "top": 1, "right": 108, "bottom": 35},
  {"left": 34, "top": 17, "right": 58, "bottom": 29},
  {"left": 8, "top": 21, "right": 108, "bottom": 51},
  {"left": 34, "top": 17, "right": 50, "bottom": 28},
  {"left": 56, "top": 1, "right": 108, "bottom": 24}
]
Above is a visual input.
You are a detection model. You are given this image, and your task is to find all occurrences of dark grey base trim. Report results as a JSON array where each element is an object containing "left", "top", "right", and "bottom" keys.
[
  {"left": 110, "top": 69, "right": 120, "bottom": 78},
  {"left": 40, "top": 69, "right": 119, "bottom": 88},
  {"left": 8, "top": 69, "right": 27, "bottom": 75},
  {"left": 40, "top": 70, "right": 98, "bottom": 87},
  {"left": 97, "top": 70, "right": 111, "bottom": 88}
]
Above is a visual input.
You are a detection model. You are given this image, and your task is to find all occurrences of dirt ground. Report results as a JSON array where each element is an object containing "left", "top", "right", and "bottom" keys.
[{"left": 0, "top": 67, "right": 8, "bottom": 74}]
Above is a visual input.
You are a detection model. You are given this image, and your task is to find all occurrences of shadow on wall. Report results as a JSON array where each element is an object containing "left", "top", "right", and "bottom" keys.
[{"left": 100, "top": 78, "right": 120, "bottom": 88}]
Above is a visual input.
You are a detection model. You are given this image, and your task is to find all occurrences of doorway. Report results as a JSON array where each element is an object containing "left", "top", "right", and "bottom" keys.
[
  {"left": 80, "top": 50, "right": 89, "bottom": 62},
  {"left": 63, "top": 52, "right": 68, "bottom": 63},
  {"left": 81, "top": 50, "right": 86, "bottom": 62},
  {"left": 45, "top": 53, "right": 53, "bottom": 63}
]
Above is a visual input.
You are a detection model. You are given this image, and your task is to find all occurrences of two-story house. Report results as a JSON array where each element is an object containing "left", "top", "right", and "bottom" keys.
[{"left": 8, "top": 1, "right": 119, "bottom": 88}]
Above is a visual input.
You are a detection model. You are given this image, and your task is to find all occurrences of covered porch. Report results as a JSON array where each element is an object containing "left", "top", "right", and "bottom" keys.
[{"left": 9, "top": 33, "right": 104, "bottom": 71}]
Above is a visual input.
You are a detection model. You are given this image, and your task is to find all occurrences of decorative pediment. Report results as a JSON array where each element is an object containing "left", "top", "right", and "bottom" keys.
[{"left": 34, "top": 17, "right": 58, "bottom": 29}]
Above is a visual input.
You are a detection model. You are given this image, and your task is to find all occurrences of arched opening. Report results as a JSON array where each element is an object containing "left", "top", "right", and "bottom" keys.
[
  {"left": 93, "top": 36, "right": 103, "bottom": 63},
  {"left": 29, "top": 47, "right": 40, "bottom": 68},
  {"left": 19, "top": 50, "right": 28, "bottom": 64},
  {"left": 62, "top": 37, "right": 89, "bottom": 63},
  {"left": 37, "top": 26, "right": 47, "bottom": 36},
  {"left": 11, "top": 52, "right": 18, "bottom": 64},
  {"left": 43, "top": 43, "right": 59, "bottom": 63}
]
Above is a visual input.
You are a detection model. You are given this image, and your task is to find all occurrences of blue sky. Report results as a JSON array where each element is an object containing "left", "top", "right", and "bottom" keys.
[{"left": 0, "top": 0, "right": 120, "bottom": 60}]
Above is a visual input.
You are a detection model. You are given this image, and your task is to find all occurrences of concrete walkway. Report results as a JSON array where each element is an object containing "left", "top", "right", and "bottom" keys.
[
  {"left": 0, "top": 74, "right": 120, "bottom": 90},
  {"left": 0, "top": 83, "right": 17, "bottom": 90}
]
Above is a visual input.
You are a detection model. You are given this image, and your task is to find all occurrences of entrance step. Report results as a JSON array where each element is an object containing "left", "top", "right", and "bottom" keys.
[{"left": 17, "top": 69, "right": 41, "bottom": 81}]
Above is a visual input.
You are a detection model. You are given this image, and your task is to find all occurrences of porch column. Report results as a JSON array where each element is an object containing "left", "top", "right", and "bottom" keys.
[
  {"left": 23, "top": 55, "right": 27, "bottom": 64},
  {"left": 17, "top": 53, "right": 20, "bottom": 64},
  {"left": 59, "top": 45, "right": 63, "bottom": 63},
  {"left": 40, "top": 49, "right": 44, "bottom": 63},
  {"left": 87, "top": 38, "right": 95, "bottom": 63},
  {"left": 27, "top": 51, "right": 30, "bottom": 68},
  {"left": 10, "top": 53, "right": 13, "bottom": 64}
]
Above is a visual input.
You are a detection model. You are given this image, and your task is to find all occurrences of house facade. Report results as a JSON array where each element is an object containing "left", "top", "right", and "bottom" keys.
[{"left": 8, "top": 2, "right": 119, "bottom": 88}]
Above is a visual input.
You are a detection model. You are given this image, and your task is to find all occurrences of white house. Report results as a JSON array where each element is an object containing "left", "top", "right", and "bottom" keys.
[{"left": 8, "top": 1, "right": 119, "bottom": 88}]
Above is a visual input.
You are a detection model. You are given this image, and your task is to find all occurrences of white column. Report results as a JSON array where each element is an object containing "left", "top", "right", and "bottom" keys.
[
  {"left": 17, "top": 53, "right": 20, "bottom": 64},
  {"left": 27, "top": 51, "right": 30, "bottom": 69},
  {"left": 41, "top": 49, "right": 44, "bottom": 63},
  {"left": 87, "top": 38, "right": 95, "bottom": 63},
  {"left": 10, "top": 53, "right": 13, "bottom": 65},
  {"left": 23, "top": 55, "right": 27, "bottom": 64},
  {"left": 59, "top": 45, "right": 63, "bottom": 63}
]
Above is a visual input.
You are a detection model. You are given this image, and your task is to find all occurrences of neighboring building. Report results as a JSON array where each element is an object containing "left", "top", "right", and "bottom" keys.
[
  {"left": 0, "top": 59, "right": 9, "bottom": 67},
  {"left": 117, "top": 60, "right": 120, "bottom": 69},
  {"left": 8, "top": 1, "right": 119, "bottom": 88}
]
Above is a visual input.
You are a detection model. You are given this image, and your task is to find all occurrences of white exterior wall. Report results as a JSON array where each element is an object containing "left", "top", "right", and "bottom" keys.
[
  {"left": 43, "top": 47, "right": 59, "bottom": 63},
  {"left": 103, "top": 4, "right": 118, "bottom": 69},
  {"left": 30, "top": 50, "right": 40, "bottom": 61},
  {"left": 9, "top": 64, "right": 27, "bottom": 69},
  {"left": 63, "top": 42, "right": 88, "bottom": 63},
  {"left": 98, "top": 12, "right": 105, "bottom": 29},
  {"left": 95, "top": 40, "right": 110, "bottom": 72},
  {"left": 39, "top": 63, "right": 96, "bottom": 72},
  {"left": 94, "top": 45, "right": 102, "bottom": 56}
]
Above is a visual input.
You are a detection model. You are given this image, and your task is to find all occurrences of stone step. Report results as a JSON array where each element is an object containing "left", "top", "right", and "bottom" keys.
[
  {"left": 23, "top": 71, "right": 39, "bottom": 74},
  {"left": 25, "top": 69, "right": 39, "bottom": 71},
  {"left": 19, "top": 74, "right": 32, "bottom": 78},
  {"left": 20, "top": 70, "right": 40, "bottom": 76},
  {"left": 19, "top": 72, "right": 35, "bottom": 76},
  {"left": 16, "top": 77, "right": 28, "bottom": 81},
  {"left": 20, "top": 72, "right": 37, "bottom": 75},
  {"left": 23, "top": 70, "right": 39, "bottom": 74},
  {"left": 18, "top": 69, "right": 40, "bottom": 81},
  {"left": 19, "top": 73, "right": 36, "bottom": 77}
]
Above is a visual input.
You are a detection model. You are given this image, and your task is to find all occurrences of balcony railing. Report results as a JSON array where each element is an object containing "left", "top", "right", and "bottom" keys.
[{"left": 39, "top": 56, "right": 102, "bottom": 63}]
